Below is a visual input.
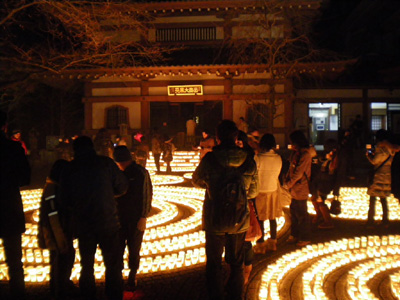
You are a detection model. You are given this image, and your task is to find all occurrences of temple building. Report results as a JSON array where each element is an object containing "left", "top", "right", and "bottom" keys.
[{"left": 46, "top": 0, "right": 400, "bottom": 147}]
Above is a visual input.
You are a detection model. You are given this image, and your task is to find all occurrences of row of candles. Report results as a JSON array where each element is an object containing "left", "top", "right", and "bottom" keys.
[
  {"left": 307, "top": 187, "right": 400, "bottom": 221},
  {"left": 1, "top": 180, "right": 286, "bottom": 282},
  {"left": 7, "top": 178, "right": 398, "bottom": 286},
  {"left": 259, "top": 235, "right": 400, "bottom": 300},
  {"left": 146, "top": 151, "right": 200, "bottom": 172},
  {"left": 391, "top": 271, "right": 400, "bottom": 299}
]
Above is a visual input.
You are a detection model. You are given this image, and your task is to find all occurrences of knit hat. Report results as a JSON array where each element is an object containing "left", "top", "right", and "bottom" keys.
[{"left": 113, "top": 146, "right": 132, "bottom": 162}]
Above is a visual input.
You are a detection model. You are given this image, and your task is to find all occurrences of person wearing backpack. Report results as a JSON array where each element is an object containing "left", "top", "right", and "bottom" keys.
[{"left": 192, "top": 120, "right": 258, "bottom": 300}]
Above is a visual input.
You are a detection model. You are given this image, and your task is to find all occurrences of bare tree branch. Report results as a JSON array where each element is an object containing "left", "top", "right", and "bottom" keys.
[{"left": 217, "top": 0, "right": 345, "bottom": 130}]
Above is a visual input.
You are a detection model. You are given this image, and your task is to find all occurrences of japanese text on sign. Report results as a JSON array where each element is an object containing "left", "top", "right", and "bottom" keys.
[{"left": 168, "top": 85, "right": 203, "bottom": 96}]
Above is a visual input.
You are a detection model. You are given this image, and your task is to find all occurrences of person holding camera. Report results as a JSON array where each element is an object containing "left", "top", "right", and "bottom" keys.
[{"left": 366, "top": 130, "right": 399, "bottom": 228}]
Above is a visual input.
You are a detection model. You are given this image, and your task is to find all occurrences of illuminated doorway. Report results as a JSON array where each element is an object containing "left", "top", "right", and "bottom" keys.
[{"left": 308, "top": 103, "right": 340, "bottom": 145}]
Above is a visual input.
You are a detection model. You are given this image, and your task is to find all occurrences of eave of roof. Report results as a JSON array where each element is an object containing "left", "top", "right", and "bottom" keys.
[
  {"left": 35, "top": 60, "right": 357, "bottom": 80},
  {"left": 115, "top": 0, "right": 321, "bottom": 15}
]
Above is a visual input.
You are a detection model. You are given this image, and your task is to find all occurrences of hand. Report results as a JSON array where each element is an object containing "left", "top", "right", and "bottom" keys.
[{"left": 137, "top": 218, "right": 147, "bottom": 231}]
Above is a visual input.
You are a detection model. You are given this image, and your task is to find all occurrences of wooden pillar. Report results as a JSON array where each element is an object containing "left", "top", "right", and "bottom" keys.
[
  {"left": 284, "top": 96, "right": 294, "bottom": 144},
  {"left": 83, "top": 84, "right": 93, "bottom": 132},
  {"left": 284, "top": 79, "right": 295, "bottom": 144},
  {"left": 83, "top": 99, "right": 93, "bottom": 131},
  {"left": 362, "top": 88, "right": 370, "bottom": 140},
  {"left": 141, "top": 81, "right": 150, "bottom": 131},
  {"left": 223, "top": 100, "right": 233, "bottom": 120},
  {"left": 223, "top": 78, "right": 233, "bottom": 120}
]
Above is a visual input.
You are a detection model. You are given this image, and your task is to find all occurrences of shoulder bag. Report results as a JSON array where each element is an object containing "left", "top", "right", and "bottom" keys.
[{"left": 367, "top": 154, "right": 391, "bottom": 187}]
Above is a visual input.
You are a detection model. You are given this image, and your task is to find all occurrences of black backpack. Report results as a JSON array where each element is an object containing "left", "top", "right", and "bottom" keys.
[{"left": 207, "top": 154, "right": 248, "bottom": 232}]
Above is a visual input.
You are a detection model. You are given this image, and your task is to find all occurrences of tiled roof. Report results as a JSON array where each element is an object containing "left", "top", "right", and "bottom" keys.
[{"left": 35, "top": 60, "right": 356, "bottom": 80}]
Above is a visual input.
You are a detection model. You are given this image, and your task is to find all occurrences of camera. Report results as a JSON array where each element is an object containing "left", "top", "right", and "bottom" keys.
[{"left": 366, "top": 144, "right": 374, "bottom": 155}]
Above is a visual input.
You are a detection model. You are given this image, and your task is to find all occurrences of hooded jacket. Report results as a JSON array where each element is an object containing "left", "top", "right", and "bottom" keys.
[
  {"left": 285, "top": 147, "right": 314, "bottom": 200},
  {"left": 192, "top": 142, "right": 258, "bottom": 234}
]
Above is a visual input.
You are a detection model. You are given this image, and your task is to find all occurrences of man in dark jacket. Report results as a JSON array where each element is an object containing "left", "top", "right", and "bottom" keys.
[
  {"left": 192, "top": 120, "right": 258, "bottom": 300},
  {"left": 113, "top": 146, "right": 153, "bottom": 292},
  {"left": 0, "top": 111, "right": 30, "bottom": 299},
  {"left": 61, "top": 136, "right": 128, "bottom": 300}
]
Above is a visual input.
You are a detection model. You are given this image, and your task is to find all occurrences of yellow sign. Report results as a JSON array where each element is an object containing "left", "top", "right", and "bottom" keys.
[{"left": 168, "top": 85, "right": 203, "bottom": 96}]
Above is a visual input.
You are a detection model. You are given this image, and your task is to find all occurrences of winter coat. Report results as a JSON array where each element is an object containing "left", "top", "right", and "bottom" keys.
[
  {"left": 61, "top": 149, "right": 128, "bottom": 237},
  {"left": 151, "top": 134, "right": 163, "bottom": 155},
  {"left": 199, "top": 136, "right": 215, "bottom": 160},
  {"left": 38, "top": 178, "right": 70, "bottom": 252},
  {"left": 255, "top": 150, "right": 282, "bottom": 220},
  {"left": 392, "top": 152, "right": 400, "bottom": 199},
  {"left": 117, "top": 161, "right": 153, "bottom": 227},
  {"left": 0, "top": 133, "right": 31, "bottom": 237},
  {"left": 192, "top": 142, "right": 258, "bottom": 234},
  {"left": 162, "top": 142, "right": 175, "bottom": 162},
  {"left": 255, "top": 150, "right": 282, "bottom": 193},
  {"left": 367, "top": 141, "right": 395, "bottom": 197},
  {"left": 285, "top": 147, "right": 313, "bottom": 200}
]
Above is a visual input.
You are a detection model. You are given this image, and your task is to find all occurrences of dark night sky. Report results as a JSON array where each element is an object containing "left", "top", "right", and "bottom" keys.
[{"left": 314, "top": 0, "right": 400, "bottom": 85}]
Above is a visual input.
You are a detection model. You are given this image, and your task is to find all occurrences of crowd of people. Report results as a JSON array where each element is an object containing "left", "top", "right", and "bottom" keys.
[
  {"left": 193, "top": 119, "right": 400, "bottom": 300},
  {"left": 38, "top": 137, "right": 154, "bottom": 300},
  {"left": 2, "top": 109, "right": 400, "bottom": 300}
]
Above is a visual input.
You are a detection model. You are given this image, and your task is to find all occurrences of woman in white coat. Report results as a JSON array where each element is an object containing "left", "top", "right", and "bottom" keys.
[{"left": 255, "top": 134, "right": 282, "bottom": 251}]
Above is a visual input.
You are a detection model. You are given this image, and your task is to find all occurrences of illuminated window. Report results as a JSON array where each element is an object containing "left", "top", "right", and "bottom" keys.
[
  {"left": 308, "top": 103, "right": 340, "bottom": 145},
  {"left": 371, "top": 116, "right": 384, "bottom": 131},
  {"left": 370, "top": 102, "right": 387, "bottom": 131},
  {"left": 106, "top": 106, "right": 128, "bottom": 129}
]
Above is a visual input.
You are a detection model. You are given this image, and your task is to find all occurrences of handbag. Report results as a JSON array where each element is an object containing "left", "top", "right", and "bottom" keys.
[
  {"left": 329, "top": 198, "right": 341, "bottom": 215},
  {"left": 367, "top": 154, "right": 391, "bottom": 187},
  {"left": 245, "top": 201, "right": 263, "bottom": 242}
]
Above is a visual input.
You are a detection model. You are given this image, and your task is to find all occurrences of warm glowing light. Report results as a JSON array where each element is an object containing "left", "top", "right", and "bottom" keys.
[
  {"left": 146, "top": 151, "right": 200, "bottom": 172},
  {"left": 308, "top": 188, "right": 400, "bottom": 221},
  {"left": 258, "top": 235, "right": 400, "bottom": 300},
  {"left": 0, "top": 172, "right": 288, "bottom": 282}
]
